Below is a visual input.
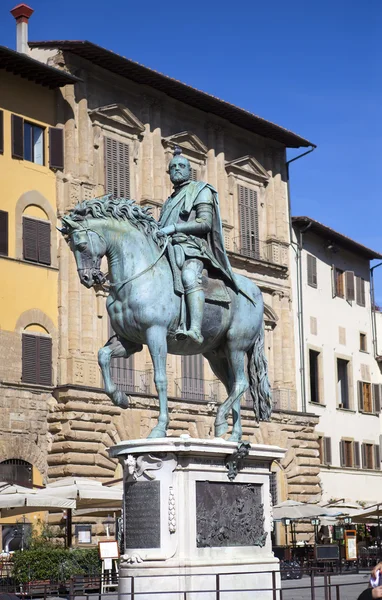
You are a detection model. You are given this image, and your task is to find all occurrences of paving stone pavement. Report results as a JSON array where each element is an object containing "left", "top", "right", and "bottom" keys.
[{"left": 281, "top": 572, "right": 371, "bottom": 600}]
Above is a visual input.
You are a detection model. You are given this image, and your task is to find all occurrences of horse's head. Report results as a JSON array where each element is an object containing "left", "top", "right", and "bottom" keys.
[{"left": 61, "top": 216, "right": 107, "bottom": 288}]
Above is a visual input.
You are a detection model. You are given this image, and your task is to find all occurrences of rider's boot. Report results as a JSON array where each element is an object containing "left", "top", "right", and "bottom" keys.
[{"left": 185, "top": 289, "right": 204, "bottom": 345}]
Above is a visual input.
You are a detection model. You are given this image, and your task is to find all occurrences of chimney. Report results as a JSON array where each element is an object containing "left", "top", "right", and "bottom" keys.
[{"left": 10, "top": 4, "right": 34, "bottom": 54}]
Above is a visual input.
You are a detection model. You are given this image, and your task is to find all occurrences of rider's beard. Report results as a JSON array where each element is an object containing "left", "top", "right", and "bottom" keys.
[{"left": 171, "top": 172, "right": 189, "bottom": 185}]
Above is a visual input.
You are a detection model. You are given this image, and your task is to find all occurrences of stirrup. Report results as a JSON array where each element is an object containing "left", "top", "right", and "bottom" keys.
[{"left": 175, "top": 328, "right": 187, "bottom": 341}]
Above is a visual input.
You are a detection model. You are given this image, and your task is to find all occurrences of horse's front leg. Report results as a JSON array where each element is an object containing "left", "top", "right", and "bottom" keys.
[
  {"left": 98, "top": 336, "right": 142, "bottom": 408},
  {"left": 146, "top": 326, "right": 169, "bottom": 438}
]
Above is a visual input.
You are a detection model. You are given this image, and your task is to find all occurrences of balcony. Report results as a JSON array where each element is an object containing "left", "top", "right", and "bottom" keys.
[
  {"left": 231, "top": 236, "right": 288, "bottom": 267},
  {"left": 109, "top": 365, "right": 152, "bottom": 394},
  {"left": 242, "top": 388, "right": 296, "bottom": 411},
  {"left": 174, "top": 377, "right": 220, "bottom": 403}
]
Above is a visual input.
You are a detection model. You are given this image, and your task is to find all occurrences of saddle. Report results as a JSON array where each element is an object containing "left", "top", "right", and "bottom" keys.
[{"left": 166, "top": 240, "right": 231, "bottom": 305}]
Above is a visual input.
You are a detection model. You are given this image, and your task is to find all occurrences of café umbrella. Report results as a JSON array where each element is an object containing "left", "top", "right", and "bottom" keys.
[{"left": 273, "top": 500, "right": 341, "bottom": 521}]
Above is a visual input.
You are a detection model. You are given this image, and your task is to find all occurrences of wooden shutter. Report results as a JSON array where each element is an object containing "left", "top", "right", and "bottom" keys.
[
  {"left": 11, "top": 114, "right": 24, "bottom": 159},
  {"left": 373, "top": 384, "right": 381, "bottom": 414},
  {"left": 307, "top": 254, "right": 317, "bottom": 287},
  {"left": 375, "top": 445, "right": 381, "bottom": 470},
  {"left": 49, "top": 127, "right": 64, "bottom": 169},
  {"left": 22, "top": 334, "right": 37, "bottom": 383},
  {"left": 190, "top": 168, "right": 198, "bottom": 181},
  {"left": 356, "top": 277, "right": 366, "bottom": 306},
  {"left": 0, "top": 110, "right": 3, "bottom": 154},
  {"left": 358, "top": 380, "right": 364, "bottom": 411},
  {"left": 339, "top": 440, "right": 346, "bottom": 467},
  {"left": 104, "top": 137, "right": 130, "bottom": 199},
  {"left": 324, "top": 437, "right": 332, "bottom": 465},
  {"left": 181, "top": 354, "right": 204, "bottom": 400},
  {"left": 23, "top": 217, "right": 38, "bottom": 262},
  {"left": 354, "top": 441, "right": 361, "bottom": 468},
  {"left": 345, "top": 271, "right": 355, "bottom": 301},
  {"left": 37, "top": 221, "right": 51, "bottom": 265},
  {"left": 238, "top": 185, "right": 259, "bottom": 259},
  {"left": 361, "top": 443, "right": 367, "bottom": 469},
  {"left": 38, "top": 336, "right": 52, "bottom": 385},
  {"left": 108, "top": 318, "right": 135, "bottom": 391},
  {"left": 0, "top": 210, "right": 8, "bottom": 256}
]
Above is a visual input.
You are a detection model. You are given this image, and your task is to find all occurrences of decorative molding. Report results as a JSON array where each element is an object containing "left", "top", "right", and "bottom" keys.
[
  {"left": 225, "top": 155, "right": 269, "bottom": 185},
  {"left": 168, "top": 486, "right": 176, "bottom": 533},
  {"left": 15, "top": 309, "right": 57, "bottom": 336},
  {"left": 162, "top": 131, "right": 207, "bottom": 163},
  {"left": 88, "top": 104, "right": 145, "bottom": 137}
]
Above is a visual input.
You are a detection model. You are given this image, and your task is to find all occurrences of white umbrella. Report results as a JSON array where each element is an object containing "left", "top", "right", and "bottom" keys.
[
  {"left": 40, "top": 477, "right": 123, "bottom": 509},
  {"left": 273, "top": 500, "right": 342, "bottom": 521},
  {"left": 0, "top": 489, "right": 75, "bottom": 518}
]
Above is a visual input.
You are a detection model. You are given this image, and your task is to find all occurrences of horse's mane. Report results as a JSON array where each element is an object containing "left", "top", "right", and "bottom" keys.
[{"left": 64, "top": 195, "right": 164, "bottom": 246}]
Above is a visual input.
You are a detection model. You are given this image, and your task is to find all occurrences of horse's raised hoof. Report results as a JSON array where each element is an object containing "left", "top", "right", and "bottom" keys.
[
  {"left": 111, "top": 390, "right": 129, "bottom": 409},
  {"left": 147, "top": 425, "right": 167, "bottom": 439}
]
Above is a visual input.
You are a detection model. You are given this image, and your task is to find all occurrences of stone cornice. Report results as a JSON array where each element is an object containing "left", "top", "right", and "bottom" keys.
[
  {"left": 88, "top": 103, "right": 145, "bottom": 136},
  {"left": 228, "top": 250, "right": 289, "bottom": 279},
  {"left": 162, "top": 131, "right": 207, "bottom": 162}
]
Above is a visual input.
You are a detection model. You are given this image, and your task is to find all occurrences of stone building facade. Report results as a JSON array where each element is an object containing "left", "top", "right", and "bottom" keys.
[{"left": 24, "top": 41, "right": 321, "bottom": 531}]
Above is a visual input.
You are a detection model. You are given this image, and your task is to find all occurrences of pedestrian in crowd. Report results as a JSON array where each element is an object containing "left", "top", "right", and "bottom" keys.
[{"left": 357, "top": 563, "right": 382, "bottom": 599}]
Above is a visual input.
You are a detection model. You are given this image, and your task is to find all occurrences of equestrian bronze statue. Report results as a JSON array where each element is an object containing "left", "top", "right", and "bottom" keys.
[{"left": 61, "top": 149, "right": 272, "bottom": 441}]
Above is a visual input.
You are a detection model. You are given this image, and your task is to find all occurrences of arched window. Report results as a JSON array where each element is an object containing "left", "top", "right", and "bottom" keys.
[
  {"left": 22, "top": 325, "right": 52, "bottom": 386},
  {"left": 22, "top": 205, "right": 51, "bottom": 265},
  {"left": 0, "top": 459, "right": 32, "bottom": 487}
]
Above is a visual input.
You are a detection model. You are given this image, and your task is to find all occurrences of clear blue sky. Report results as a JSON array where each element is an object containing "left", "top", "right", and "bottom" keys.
[{"left": 1, "top": 0, "right": 382, "bottom": 298}]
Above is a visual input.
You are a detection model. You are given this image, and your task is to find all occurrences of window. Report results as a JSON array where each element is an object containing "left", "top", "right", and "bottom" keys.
[
  {"left": 22, "top": 333, "right": 52, "bottom": 385},
  {"left": 307, "top": 254, "right": 317, "bottom": 288},
  {"left": 318, "top": 436, "right": 332, "bottom": 465},
  {"left": 24, "top": 122, "right": 44, "bottom": 165},
  {"left": 181, "top": 354, "right": 205, "bottom": 401},
  {"left": 356, "top": 277, "right": 366, "bottom": 307},
  {"left": 23, "top": 217, "right": 51, "bottom": 265},
  {"left": 335, "top": 268, "right": 344, "bottom": 298},
  {"left": 360, "top": 333, "right": 367, "bottom": 352},
  {"left": 11, "top": 115, "right": 63, "bottom": 168},
  {"left": 75, "top": 524, "right": 92, "bottom": 544},
  {"left": 337, "top": 358, "right": 350, "bottom": 409},
  {"left": 238, "top": 185, "right": 259, "bottom": 259},
  {"left": 270, "top": 472, "right": 278, "bottom": 505},
  {"left": 358, "top": 381, "right": 374, "bottom": 413},
  {"left": 361, "top": 443, "right": 380, "bottom": 470},
  {"left": 309, "top": 349, "right": 321, "bottom": 403},
  {"left": 340, "top": 440, "right": 356, "bottom": 468},
  {"left": 0, "top": 459, "right": 32, "bottom": 486},
  {"left": 190, "top": 167, "right": 199, "bottom": 181},
  {"left": 104, "top": 137, "right": 130, "bottom": 199},
  {"left": 0, "top": 210, "right": 8, "bottom": 256}
]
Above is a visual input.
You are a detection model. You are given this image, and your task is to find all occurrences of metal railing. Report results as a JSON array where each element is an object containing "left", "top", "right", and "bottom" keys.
[
  {"left": 110, "top": 366, "right": 152, "bottom": 394},
  {"left": 174, "top": 377, "right": 219, "bottom": 403},
  {"left": 231, "top": 235, "right": 289, "bottom": 267},
  {"left": 242, "top": 387, "right": 296, "bottom": 411}
]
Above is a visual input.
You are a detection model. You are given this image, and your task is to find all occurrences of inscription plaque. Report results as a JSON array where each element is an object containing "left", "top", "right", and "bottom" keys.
[
  {"left": 125, "top": 480, "right": 161, "bottom": 549},
  {"left": 196, "top": 481, "right": 266, "bottom": 548}
]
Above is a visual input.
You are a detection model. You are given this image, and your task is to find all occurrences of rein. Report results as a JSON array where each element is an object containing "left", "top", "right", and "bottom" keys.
[{"left": 109, "top": 236, "right": 169, "bottom": 291}]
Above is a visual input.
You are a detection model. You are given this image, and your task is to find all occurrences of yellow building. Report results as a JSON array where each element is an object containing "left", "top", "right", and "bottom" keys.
[{"left": 0, "top": 43, "right": 78, "bottom": 550}]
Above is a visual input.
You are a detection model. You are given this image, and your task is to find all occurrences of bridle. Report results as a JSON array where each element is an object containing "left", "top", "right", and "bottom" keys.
[{"left": 68, "top": 224, "right": 169, "bottom": 292}]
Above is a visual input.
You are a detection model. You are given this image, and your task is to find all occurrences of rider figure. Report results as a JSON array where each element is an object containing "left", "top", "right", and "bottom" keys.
[{"left": 158, "top": 147, "right": 238, "bottom": 345}]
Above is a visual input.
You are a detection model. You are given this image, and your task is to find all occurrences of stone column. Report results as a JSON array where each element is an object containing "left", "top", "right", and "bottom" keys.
[
  {"left": 140, "top": 97, "right": 154, "bottom": 203},
  {"left": 206, "top": 123, "right": 218, "bottom": 189}
]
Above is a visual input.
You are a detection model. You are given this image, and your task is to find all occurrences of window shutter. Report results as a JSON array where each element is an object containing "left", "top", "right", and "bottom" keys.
[
  {"left": 0, "top": 110, "right": 3, "bottom": 154},
  {"left": 345, "top": 271, "right": 355, "bottom": 301},
  {"left": 108, "top": 318, "right": 135, "bottom": 390},
  {"left": 339, "top": 440, "right": 346, "bottom": 467},
  {"left": 361, "top": 443, "right": 367, "bottom": 469},
  {"left": 307, "top": 255, "right": 317, "bottom": 288},
  {"left": 181, "top": 354, "right": 205, "bottom": 400},
  {"left": 373, "top": 384, "right": 381, "bottom": 414},
  {"left": 324, "top": 437, "right": 332, "bottom": 465},
  {"left": 38, "top": 336, "right": 52, "bottom": 385},
  {"left": 22, "top": 334, "right": 37, "bottom": 383},
  {"left": 356, "top": 277, "right": 366, "bottom": 307},
  {"left": 0, "top": 210, "right": 8, "bottom": 256},
  {"left": 37, "top": 221, "right": 51, "bottom": 265},
  {"left": 104, "top": 137, "right": 130, "bottom": 199},
  {"left": 23, "top": 217, "right": 38, "bottom": 262},
  {"left": 375, "top": 445, "right": 381, "bottom": 471},
  {"left": 238, "top": 185, "right": 259, "bottom": 259},
  {"left": 358, "top": 380, "right": 364, "bottom": 411},
  {"left": 49, "top": 127, "right": 64, "bottom": 169},
  {"left": 354, "top": 442, "right": 361, "bottom": 468},
  {"left": 190, "top": 167, "right": 198, "bottom": 181},
  {"left": 332, "top": 266, "right": 337, "bottom": 298},
  {"left": 11, "top": 114, "right": 24, "bottom": 159}
]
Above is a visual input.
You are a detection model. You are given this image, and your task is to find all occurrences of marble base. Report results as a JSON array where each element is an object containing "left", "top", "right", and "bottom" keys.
[{"left": 109, "top": 436, "right": 285, "bottom": 600}]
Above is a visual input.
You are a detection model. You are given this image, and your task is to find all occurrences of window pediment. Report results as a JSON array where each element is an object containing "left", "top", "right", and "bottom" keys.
[
  {"left": 88, "top": 104, "right": 145, "bottom": 136},
  {"left": 162, "top": 131, "right": 207, "bottom": 162},
  {"left": 225, "top": 155, "right": 269, "bottom": 184}
]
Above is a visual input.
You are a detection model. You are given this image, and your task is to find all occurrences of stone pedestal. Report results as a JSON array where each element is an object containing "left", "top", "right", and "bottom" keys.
[{"left": 109, "top": 435, "right": 285, "bottom": 600}]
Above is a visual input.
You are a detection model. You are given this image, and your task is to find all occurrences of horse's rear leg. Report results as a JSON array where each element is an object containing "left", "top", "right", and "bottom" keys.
[
  {"left": 215, "top": 348, "right": 248, "bottom": 439},
  {"left": 146, "top": 326, "right": 169, "bottom": 438},
  {"left": 98, "top": 336, "right": 142, "bottom": 408}
]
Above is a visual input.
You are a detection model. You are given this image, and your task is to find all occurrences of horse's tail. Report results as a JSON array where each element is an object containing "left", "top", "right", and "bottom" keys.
[{"left": 247, "top": 322, "right": 272, "bottom": 422}]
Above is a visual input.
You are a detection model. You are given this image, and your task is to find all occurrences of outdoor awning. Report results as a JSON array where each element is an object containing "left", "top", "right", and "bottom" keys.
[{"left": 273, "top": 500, "right": 343, "bottom": 521}]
